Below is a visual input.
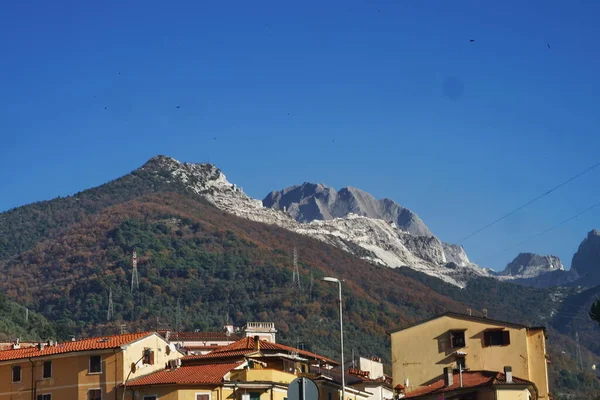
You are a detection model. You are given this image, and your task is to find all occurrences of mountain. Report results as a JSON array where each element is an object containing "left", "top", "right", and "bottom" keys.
[
  {"left": 1, "top": 155, "right": 599, "bottom": 398},
  {"left": 571, "top": 229, "right": 600, "bottom": 286},
  {"left": 263, "top": 183, "right": 433, "bottom": 236}
]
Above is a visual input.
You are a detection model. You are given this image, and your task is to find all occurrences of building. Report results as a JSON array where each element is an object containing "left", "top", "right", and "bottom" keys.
[
  {"left": 159, "top": 322, "right": 276, "bottom": 355},
  {"left": 404, "top": 368, "right": 538, "bottom": 400},
  {"left": 0, "top": 331, "right": 183, "bottom": 399},
  {"left": 388, "top": 312, "right": 549, "bottom": 399},
  {"left": 347, "top": 357, "right": 394, "bottom": 400},
  {"left": 125, "top": 336, "right": 355, "bottom": 400}
]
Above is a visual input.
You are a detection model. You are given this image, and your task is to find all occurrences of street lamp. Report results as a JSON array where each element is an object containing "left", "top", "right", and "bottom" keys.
[{"left": 323, "top": 277, "right": 345, "bottom": 400}]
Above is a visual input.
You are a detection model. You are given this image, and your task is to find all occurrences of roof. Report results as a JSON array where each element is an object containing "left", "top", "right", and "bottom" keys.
[
  {"left": 405, "top": 371, "right": 536, "bottom": 399},
  {"left": 158, "top": 330, "right": 242, "bottom": 342},
  {"left": 0, "top": 332, "right": 154, "bottom": 362},
  {"left": 387, "top": 312, "right": 547, "bottom": 335},
  {"left": 184, "top": 337, "right": 338, "bottom": 365},
  {"left": 347, "top": 369, "right": 393, "bottom": 386},
  {"left": 127, "top": 362, "right": 243, "bottom": 387}
]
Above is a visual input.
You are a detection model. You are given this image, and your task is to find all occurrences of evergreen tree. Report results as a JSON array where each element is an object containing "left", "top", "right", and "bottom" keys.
[{"left": 590, "top": 300, "right": 600, "bottom": 325}]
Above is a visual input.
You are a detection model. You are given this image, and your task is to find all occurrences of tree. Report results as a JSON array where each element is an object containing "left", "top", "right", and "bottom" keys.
[{"left": 590, "top": 300, "right": 600, "bottom": 325}]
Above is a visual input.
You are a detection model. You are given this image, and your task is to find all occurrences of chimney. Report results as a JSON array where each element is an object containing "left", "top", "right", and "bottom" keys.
[
  {"left": 482, "top": 309, "right": 488, "bottom": 318},
  {"left": 467, "top": 308, "right": 472, "bottom": 316},
  {"left": 254, "top": 335, "right": 260, "bottom": 350},
  {"left": 443, "top": 367, "right": 454, "bottom": 387},
  {"left": 165, "top": 331, "right": 171, "bottom": 342},
  {"left": 37, "top": 342, "right": 46, "bottom": 351},
  {"left": 504, "top": 366, "right": 512, "bottom": 383}
]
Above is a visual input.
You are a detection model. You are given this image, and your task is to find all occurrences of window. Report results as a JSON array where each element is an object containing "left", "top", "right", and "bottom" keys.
[
  {"left": 89, "top": 355, "right": 102, "bottom": 373},
  {"left": 43, "top": 361, "right": 52, "bottom": 378},
  {"left": 450, "top": 330, "right": 466, "bottom": 348},
  {"left": 12, "top": 365, "right": 21, "bottom": 382},
  {"left": 143, "top": 349, "right": 155, "bottom": 365},
  {"left": 88, "top": 389, "right": 102, "bottom": 400},
  {"left": 484, "top": 330, "right": 510, "bottom": 346},
  {"left": 328, "top": 394, "right": 332, "bottom": 400},
  {"left": 37, "top": 395, "right": 51, "bottom": 400},
  {"left": 250, "top": 393, "right": 260, "bottom": 400},
  {"left": 196, "top": 394, "right": 210, "bottom": 400},
  {"left": 143, "top": 396, "right": 157, "bottom": 400}
]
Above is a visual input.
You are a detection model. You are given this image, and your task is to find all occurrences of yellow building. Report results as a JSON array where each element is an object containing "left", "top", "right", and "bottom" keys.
[
  {"left": 403, "top": 368, "right": 538, "bottom": 399},
  {"left": 125, "top": 336, "right": 370, "bottom": 400},
  {"left": 0, "top": 331, "right": 183, "bottom": 399},
  {"left": 388, "top": 312, "right": 549, "bottom": 399}
]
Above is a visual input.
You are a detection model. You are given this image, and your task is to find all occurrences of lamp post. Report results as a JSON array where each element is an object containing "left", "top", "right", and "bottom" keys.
[{"left": 323, "top": 277, "right": 345, "bottom": 400}]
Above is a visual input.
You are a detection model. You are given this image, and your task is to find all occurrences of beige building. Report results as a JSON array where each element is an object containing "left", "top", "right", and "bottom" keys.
[
  {"left": 389, "top": 312, "right": 549, "bottom": 399},
  {"left": 0, "top": 331, "right": 183, "bottom": 399}
]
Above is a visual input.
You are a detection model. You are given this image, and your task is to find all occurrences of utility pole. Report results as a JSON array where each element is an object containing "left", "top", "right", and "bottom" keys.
[
  {"left": 131, "top": 250, "right": 140, "bottom": 293},
  {"left": 576, "top": 332, "right": 584, "bottom": 371},
  {"left": 107, "top": 289, "right": 114, "bottom": 321}
]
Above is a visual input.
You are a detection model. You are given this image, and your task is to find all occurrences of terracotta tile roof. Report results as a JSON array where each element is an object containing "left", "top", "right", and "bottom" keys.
[
  {"left": 158, "top": 330, "right": 242, "bottom": 341},
  {"left": 183, "top": 337, "right": 338, "bottom": 365},
  {"left": 0, "top": 332, "right": 153, "bottom": 362},
  {"left": 405, "top": 371, "right": 535, "bottom": 399},
  {"left": 127, "top": 362, "right": 243, "bottom": 387}
]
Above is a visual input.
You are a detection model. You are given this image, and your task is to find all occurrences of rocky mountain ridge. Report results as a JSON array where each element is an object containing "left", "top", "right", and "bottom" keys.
[{"left": 140, "top": 156, "right": 487, "bottom": 287}]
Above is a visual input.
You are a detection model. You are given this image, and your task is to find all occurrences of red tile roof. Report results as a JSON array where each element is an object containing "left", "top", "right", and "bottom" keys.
[
  {"left": 127, "top": 362, "right": 243, "bottom": 387},
  {"left": 158, "top": 330, "right": 242, "bottom": 341},
  {"left": 184, "top": 337, "right": 338, "bottom": 365},
  {"left": 405, "top": 371, "right": 535, "bottom": 399},
  {"left": 0, "top": 332, "right": 154, "bottom": 362}
]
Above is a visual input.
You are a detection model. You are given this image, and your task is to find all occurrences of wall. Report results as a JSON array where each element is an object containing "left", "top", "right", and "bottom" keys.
[
  {"left": 121, "top": 334, "right": 184, "bottom": 383},
  {"left": 358, "top": 358, "right": 384, "bottom": 380},
  {"left": 230, "top": 369, "right": 296, "bottom": 384},
  {"left": 526, "top": 329, "right": 549, "bottom": 399},
  {"left": 390, "top": 316, "right": 533, "bottom": 393},
  {"left": 496, "top": 388, "right": 534, "bottom": 400},
  {"left": 129, "top": 385, "right": 222, "bottom": 400}
]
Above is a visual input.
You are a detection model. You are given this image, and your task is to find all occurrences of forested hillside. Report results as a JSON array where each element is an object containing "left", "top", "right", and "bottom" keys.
[{"left": 0, "top": 161, "right": 599, "bottom": 398}]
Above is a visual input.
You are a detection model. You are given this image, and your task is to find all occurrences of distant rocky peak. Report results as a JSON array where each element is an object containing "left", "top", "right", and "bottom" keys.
[
  {"left": 263, "top": 182, "right": 433, "bottom": 237},
  {"left": 570, "top": 229, "right": 600, "bottom": 283},
  {"left": 502, "top": 253, "right": 564, "bottom": 278}
]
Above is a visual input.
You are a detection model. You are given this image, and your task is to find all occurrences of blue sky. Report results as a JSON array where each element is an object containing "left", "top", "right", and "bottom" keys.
[{"left": 1, "top": 1, "right": 599, "bottom": 271}]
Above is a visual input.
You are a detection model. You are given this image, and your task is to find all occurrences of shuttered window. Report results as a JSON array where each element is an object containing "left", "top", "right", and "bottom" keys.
[{"left": 484, "top": 330, "right": 510, "bottom": 346}]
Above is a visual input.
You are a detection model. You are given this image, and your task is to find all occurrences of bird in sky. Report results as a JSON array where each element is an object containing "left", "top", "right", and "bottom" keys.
[{"left": 469, "top": 39, "right": 475, "bottom": 43}]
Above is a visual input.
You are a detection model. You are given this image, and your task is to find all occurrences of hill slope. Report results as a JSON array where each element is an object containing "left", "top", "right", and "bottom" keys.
[{"left": 0, "top": 155, "right": 599, "bottom": 398}]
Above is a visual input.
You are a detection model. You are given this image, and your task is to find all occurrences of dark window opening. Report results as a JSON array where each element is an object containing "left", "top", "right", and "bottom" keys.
[
  {"left": 450, "top": 331, "right": 466, "bottom": 348},
  {"left": 143, "top": 349, "right": 155, "bottom": 365},
  {"left": 197, "top": 395, "right": 209, "bottom": 400},
  {"left": 12, "top": 365, "right": 21, "bottom": 382},
  {"left": 456, "top": 356, "right": 467, "bottom": 370},
  {"left": 484, "top": 330, "right": 510, "bottom": 346},
  {"left": 89, "top": 355, "right": 102, "bottom": 373},
  {"left": 88, "top": 389, "right": 102, "bottom": 400},
  {"left": 43, "top": 361, "right": 52, "bottom": 378},
  {"left": 37, "top": 395, "right": 51, "bottom": 400}
]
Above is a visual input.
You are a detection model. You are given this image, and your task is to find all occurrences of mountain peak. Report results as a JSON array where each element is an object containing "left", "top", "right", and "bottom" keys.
[
  {"left": 501, "top": 253, "right": 564, "bottom": 278},
  {"left": 263, "top": 182, "right": 433, "bottom": 237},
  {"left": 570, "top": 229, "right": 600, "bottom": 285}
]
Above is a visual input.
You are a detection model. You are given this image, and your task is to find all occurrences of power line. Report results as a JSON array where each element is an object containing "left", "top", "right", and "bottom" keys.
[
  {"left": 491, "top": 198, "right": 600, "bottom": 257},
  {"left": 458, "top": 159, "right": 600, "bottom": 243}
]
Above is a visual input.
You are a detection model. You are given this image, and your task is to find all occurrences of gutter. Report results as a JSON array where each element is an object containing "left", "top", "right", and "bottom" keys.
[{"left": 28, "top": 357, "right": 35, "bottom": 400}]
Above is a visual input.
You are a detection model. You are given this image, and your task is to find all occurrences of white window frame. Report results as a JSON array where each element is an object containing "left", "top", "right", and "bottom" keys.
[
  {"left": 195, "top": 393, "right": 212, "bottom": 400},
  {"left": 88, "top": 388, "right": 102, "bottom": 400},
  {"left": 12, "top": 365, "right": 22, "bottom": 383},
  {"left": 42, "top": 360, "right": 52, "bottom": 379},
  {"left": 88, "top": 355, "right": 103, "bottom": 374}
]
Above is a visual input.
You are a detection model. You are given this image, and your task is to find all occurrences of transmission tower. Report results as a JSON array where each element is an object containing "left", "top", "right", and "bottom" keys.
[
  {"left": 309, "top": 270, "right": 314, "bottom": 300},
  {"left": 25, "top": 307, "right": 29, "bottom": 323},
  {"left": 131, "top": 250, "right": 139, "bottom": 293},
  {"left": 107, "top": 289, "right": 114, "bottom": 321},
  {"left": 292, "top": 247, "right": 302, "bottom": 291},
  {"left": 576, "top": 332, "right": 584, "bottom": 371},
  {"left": 176, "top": 298, "right": 181, "bottom": 333}
]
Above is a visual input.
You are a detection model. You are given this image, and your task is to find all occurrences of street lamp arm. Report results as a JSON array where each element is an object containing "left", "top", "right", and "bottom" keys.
[{"left": 121, "top": 350, "right": 150, "bottom": 400}]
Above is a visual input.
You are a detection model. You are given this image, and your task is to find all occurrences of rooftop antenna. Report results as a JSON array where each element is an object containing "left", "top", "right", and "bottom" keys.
[
  {"left": 131, "top": 250, "right": 139, "bottom": 293},
  {"left": 292, "top": 246, "right": 302, "bottom": 291},
  {"left": 352, "top": 349, "right": 355, "bottom": 368},
  {"left": 107, "top": 289, "right": 114, "bottom": 321},
  {"left": 119, "top": 324, "right": 127, "bottom": 335}
]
